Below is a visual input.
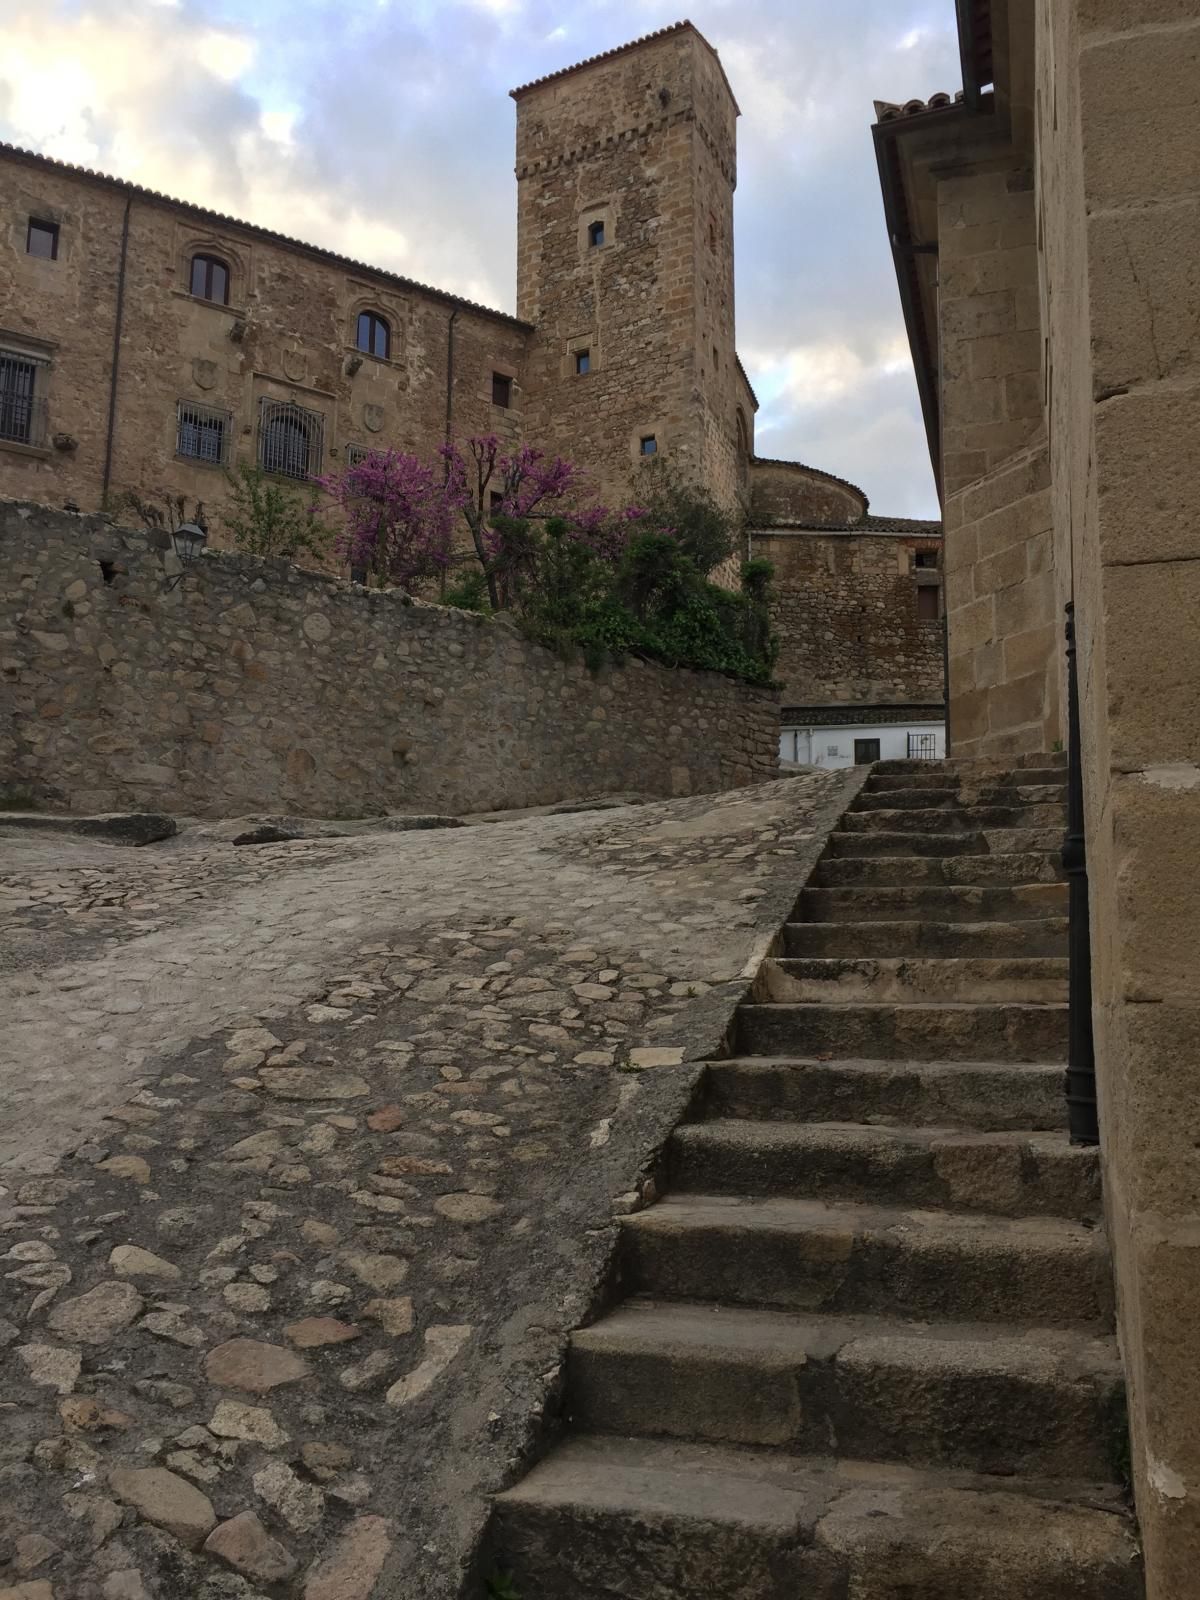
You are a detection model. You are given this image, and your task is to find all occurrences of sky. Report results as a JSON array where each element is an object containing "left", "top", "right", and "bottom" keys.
[{"left": 0, "top": 0, "right": 960, "bottom": 517}]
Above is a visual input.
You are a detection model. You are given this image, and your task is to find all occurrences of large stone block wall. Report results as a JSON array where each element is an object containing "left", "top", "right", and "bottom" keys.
[
  {"left": 0, "top": 151, "right": 529, "bottom": 543},
  {"left": 1, "top": 499, "right": 779, "bottom": 817},
  {"left": 754, "top": 528, "right": 944, "bottom": 707},
  {"left": 1037, "top": 3, "right": 1200, "bottom": 1593},
  {"left": 936, "top": 156, "right": 1060, "bottom": 758}
]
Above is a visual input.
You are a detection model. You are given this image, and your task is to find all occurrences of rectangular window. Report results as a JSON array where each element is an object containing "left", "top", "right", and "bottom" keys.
[
  {"left": 26, "top": 219, "right": 59, "bottom": 260},
  {"left": 639, "top": 435, "right": 658, "bottom": 456},
  {"left": 175, "top": 399, "right": 230, "bottom": 466},
  {"left": 0, "top": 350, "right": 46, "bottom": 446},
  {"left": 346, "top": 444, "right": 370, "bottom": 467},
  {"left": 489, "top": 490, "right": 504, "bottom": 514},
  {"left": 916, "top": 584, "right": 940, "bottom": 621},
  {"left": 258, "top": 397, "right": 324, "bottom": 480},
  {"left": 908, "top": 731, "right": 938, "bottom": 760},
  {"left": 574, "top": 349, "right": 590, "bottom": 376},
  {"left": 854, "top": 738, "right": 881, "bottom": 765},
  {"left": 914, "top": 550, "right": 938, "bottom": 569},
  {"left": 491, "top": 372, "right": 513, "bottom": 408}
]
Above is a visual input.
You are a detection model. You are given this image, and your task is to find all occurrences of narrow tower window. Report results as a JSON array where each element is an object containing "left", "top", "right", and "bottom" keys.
[
  {"left": 639, "top": 435, "right": 658, "bottom": 457},
  {"left": 587, "top": 220, "right": 605, "bottom": 248},
  {"left": 574, "top": 349, "right": 591, "bottom": 376},
  {"left": 492, "top": 372, "right": 513, "bottom": 407},
  {"left": 27, "top": 219, "right": 59, "bottom": 260}
]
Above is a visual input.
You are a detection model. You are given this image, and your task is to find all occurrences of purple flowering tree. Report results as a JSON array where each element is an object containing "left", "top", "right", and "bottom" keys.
[
  {"left": 318, "top": 449, "right": 464, "bottom": 589},
  {"left": 440, "top": 435, "right": 600, "bottom": 608}
]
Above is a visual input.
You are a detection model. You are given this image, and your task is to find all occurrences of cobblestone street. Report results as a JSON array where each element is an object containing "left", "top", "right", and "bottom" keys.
[{"left": 0, "top": 770, "right": 852, "bottom": 1600}]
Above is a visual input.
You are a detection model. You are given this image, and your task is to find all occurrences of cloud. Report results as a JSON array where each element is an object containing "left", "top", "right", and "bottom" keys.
[{"left": 0, "top": 0, "right": 958, "bottom": 514}]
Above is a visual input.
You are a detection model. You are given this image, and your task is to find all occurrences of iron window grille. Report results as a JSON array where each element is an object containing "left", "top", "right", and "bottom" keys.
[
  {"left": 0, "top": 350, "right": 49, "bottom": 446},
  {"left": 345, "top": 444, "right": 370, "bottom": 467},
  {"left": 908, "top": 731, "right": 939, "bottom": 760},
  {"left": 176, "top": 399, "right": 231, "bottom": 466},
  {"left": 258, "top": 397, "right": 324, "bottom": 480}
]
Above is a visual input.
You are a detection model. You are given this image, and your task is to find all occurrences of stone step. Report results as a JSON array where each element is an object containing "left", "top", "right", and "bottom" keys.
[
  {"left": 785, "top": 918, "right": 1068, "bottom": 959},
  {"left": 490, "top": 1435, "right": 1139, "bottom": 1600},
  {"left": 867, "top": 767, "right": 1068, "bottom": 791},
  {"left": 841, "top": 804, "right": 1066, "bottom": 833},
  {"left": 704, "top": 1056, "right": 1067, "bottom": 1131},
  {"left": 669, "top": 1120, "right": 1097, "bottom": 1218},
  {"left": 567, "top": 1300, "right": 1124, "bottom": 1479},
  {"left": 854, "top": 784, "right": 1066, "bottom": 811},
  {"left": 757, "top": 955, "right": 1068, "bottom": 1005},
  {"left": 826, "top": 826, "right": 1063, "bottom": 858},
  {"left": 812, "top": 852, "right": 1063, "bottom": 888},
  {"left": 874, "top": 751, "right": 1066, "bottom": 774},
  {"left": 797, "top": 883, "right": 1067, "bottom": 924},
  {"left": 736, "top": 1001, "right": 1067, "bottom": 1062},
  {"left": 619, "top": 1194, "right": 1113, "bottom": 1325}
]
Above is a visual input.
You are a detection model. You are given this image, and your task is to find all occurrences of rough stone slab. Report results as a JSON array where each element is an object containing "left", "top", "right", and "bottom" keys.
[
  {"left": 108, "top": 1466, "right": 215, "bottom": 1548},
  {"left": 0, "top": 813, "right": 176, "bottom": 846}
]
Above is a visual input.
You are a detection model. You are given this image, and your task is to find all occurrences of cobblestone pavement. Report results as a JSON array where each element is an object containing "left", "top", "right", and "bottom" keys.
[{"left": 0, "top": 769, "right": 853, "bottom": 1600}]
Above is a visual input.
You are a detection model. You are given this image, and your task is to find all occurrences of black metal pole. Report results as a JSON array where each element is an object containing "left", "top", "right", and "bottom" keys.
[{"left": 1063, "top": 602, "right": 1099, "bottom": 1145}]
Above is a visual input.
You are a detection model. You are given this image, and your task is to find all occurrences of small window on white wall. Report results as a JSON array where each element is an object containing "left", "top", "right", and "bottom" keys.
[{"left": 827, "top": 745, "right": 839, "bottom": 757}]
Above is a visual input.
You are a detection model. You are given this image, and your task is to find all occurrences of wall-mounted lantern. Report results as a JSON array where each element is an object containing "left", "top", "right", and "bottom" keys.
[{"left": 164, "top": 521, "right": 208, "bottom": 591}]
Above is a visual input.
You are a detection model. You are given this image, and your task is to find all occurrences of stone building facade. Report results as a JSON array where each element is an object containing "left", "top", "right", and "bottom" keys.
[
  {"left": 876, "top": 4, "right": 1200, "bottom": 1593},
  {"left": 0, "top": 19, "right": 941, "bottom": 753},
  {"left": 0, "top": 22, "right": 843, "bottom": 542},
  {"left": 746, "top": 456, "right": 945, "bottom": 767}
]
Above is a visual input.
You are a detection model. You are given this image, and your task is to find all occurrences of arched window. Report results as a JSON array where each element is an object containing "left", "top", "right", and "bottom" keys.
[
  {"left": 190, "top": 254, "right": 230, "bottom": 305},
  {"left": 356, "top": 311, "right": 390, "bottom": 360}
]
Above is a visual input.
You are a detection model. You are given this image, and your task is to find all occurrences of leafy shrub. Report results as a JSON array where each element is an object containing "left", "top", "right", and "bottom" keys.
[{"left": 222, "top": 464, "right": 329, "bottom": 562}]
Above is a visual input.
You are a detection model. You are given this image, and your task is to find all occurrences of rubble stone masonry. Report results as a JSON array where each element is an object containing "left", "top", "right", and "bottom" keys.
[
  {"left": 1, "top": 500, "right": 779, "bottom": 817},
  {"left": 754, "top": 529, "right": 945, "bottom": 708}
]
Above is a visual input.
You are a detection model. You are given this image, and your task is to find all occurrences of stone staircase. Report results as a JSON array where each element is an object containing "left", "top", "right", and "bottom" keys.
[{"left": 489, "top": 753, "right": 1143, "bottom": 1599}]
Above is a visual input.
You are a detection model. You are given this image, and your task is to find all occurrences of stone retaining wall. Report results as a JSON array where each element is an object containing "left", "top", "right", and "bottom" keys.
[{"left": 1, "top": 499, "right": 779, "bottom": 817}]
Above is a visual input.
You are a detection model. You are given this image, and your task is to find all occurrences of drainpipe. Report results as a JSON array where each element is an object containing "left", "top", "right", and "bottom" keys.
[
  {"left": 101, "top": 191, "right": 133, "bottom": 508},
  {"left": 444, "top": 307, "right": 458, "bottom": 446}
]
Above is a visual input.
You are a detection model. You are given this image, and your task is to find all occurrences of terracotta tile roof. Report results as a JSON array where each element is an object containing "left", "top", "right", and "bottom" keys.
[
  {"left": 510, "top": 20, "right": 740, "bottom": 115},
  {"left": 873, "top": 90, "right": 965, "bottom": 124},
  {"left": 0, "top": 141, "right": 531, "bottom": 330}
]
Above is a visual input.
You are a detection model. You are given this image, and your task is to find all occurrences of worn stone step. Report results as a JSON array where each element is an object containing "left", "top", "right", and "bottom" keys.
[
  {"left": 854, "top": 785, "right": 1066, "bottom": 811},
  {"left": 867, "top": 768, "right": 1068, "bottom": 792},
  {"left": 669, "top": 1120, "right": 1097, "bottom": 1218},
  {"left": 798, "top": 883, "right": 1067, "bottom": 924},
  {"left": 490, "top": 1435, "right": 1139, "bottom": 1600},
  {"left": 785, "top": 918, "right": 1069, "bottom": 959},
  {"left": 874, "top": 751, "right": 1066, "bottom": 775},
  {"left": 841, "top": 804, "right": 1066, "bottom": 833},
  {"left": 704, "top": 1056, "right": 1067, "bottom": 1131},
  {"left": 568, "top": 1300, "right": 1124, "bottom": 1479},
  {"left": 736, "top": 1001, "right": 1067, "bottom": 1062},
  {"left": 757, "top": 955, "right": 1067, "bottom": 1005},
  {"left": 812, "top": 852, "right": 1063, "bottom": 888},
  {"left": 826, "top": 827, "right": 1063, "bottom": 858},
  {"left": 619, "top": 1194, "right": 1113, "bottom": 1325}
]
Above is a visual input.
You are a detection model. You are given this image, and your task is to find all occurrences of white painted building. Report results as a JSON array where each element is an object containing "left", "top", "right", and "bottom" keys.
[{"left": 780, "top": 706, "right": 946, "bottom": 769}]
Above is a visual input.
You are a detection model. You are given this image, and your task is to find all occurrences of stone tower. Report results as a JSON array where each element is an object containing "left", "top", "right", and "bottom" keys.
[{"left": 511, "top": 22, "right": 741, "bottom": 508}]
